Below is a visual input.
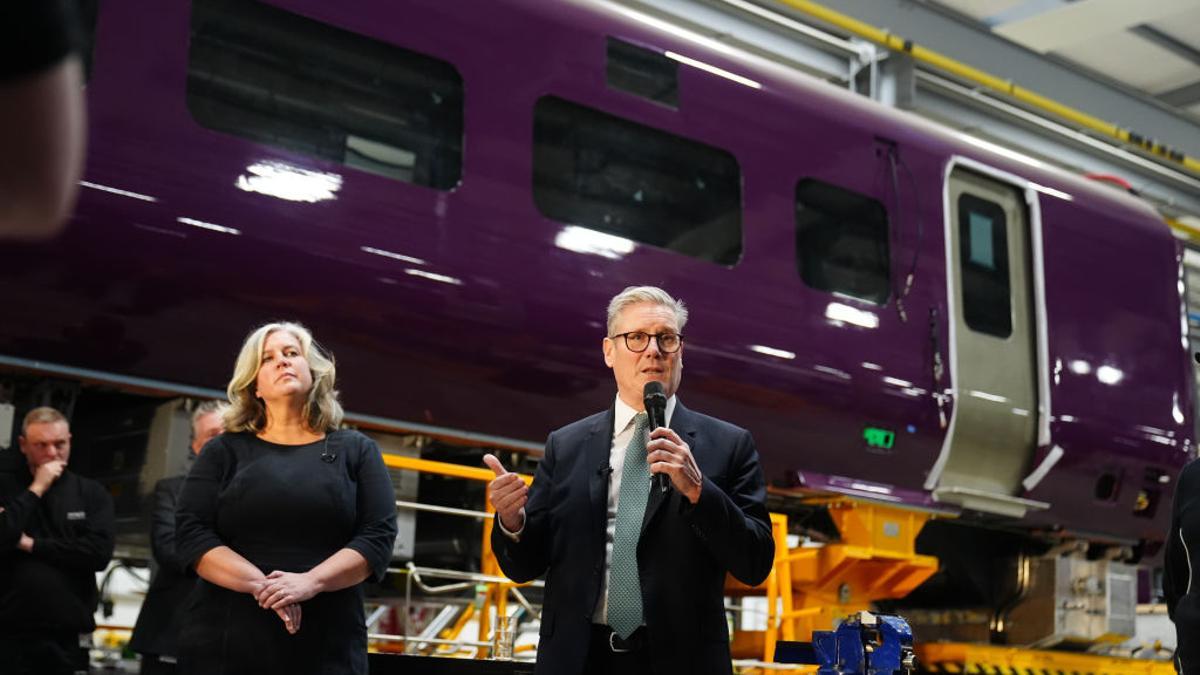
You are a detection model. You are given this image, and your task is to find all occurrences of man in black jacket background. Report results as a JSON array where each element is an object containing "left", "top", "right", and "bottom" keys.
[
  {"left": 130, "top": 401, "right": 225, "bottom": 675},
  {"left": 0, "top": 406, "right": 116, "bottom": 675}
]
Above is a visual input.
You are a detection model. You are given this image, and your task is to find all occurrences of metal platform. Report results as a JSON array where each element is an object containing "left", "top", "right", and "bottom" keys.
[
  {"left": 917, "top": 643, "right": 1173, "bottom": 675},
  {"left": 368, "top": 653, "right": 533, "bottom": 675}
]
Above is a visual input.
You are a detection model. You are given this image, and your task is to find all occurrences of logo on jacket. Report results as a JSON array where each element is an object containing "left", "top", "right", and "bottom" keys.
[{"left": 66, "top": 511, "right": 86, "bottom": 521}]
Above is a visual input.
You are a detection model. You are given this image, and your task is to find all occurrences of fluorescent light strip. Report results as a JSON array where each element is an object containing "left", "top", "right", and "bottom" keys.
[
  {"left": 81, "top": 181, "right": 158, "bottom": 202},
  {"left": 968, "top": 389, "right": 1008, "bottom": 403},
  {"left": 825, "top": 302, "right": 879, "bottom": 329},
  {"left": 665, "top": 51, "right": 762, "bottom": 89},
  {"left": 362, "top": 246, "right": 426, "bottom": 265},
  {"left": 1029, "top": 182, "right": 1073, "bottom": 202},
  {"left": 749, "top": 345, "right": 796, "bottom": 360},
  {"left": 813, "top": 364, "right": 850, "bottom": 380},
  {"left": 405, "top": 269, "right": 462, "bottom": 286},
  {"left": 177, "top": 217, "right": 240, "bottom": 235},
  {"left": 554, "top": 226, "right": 634, "bottom": 260}
]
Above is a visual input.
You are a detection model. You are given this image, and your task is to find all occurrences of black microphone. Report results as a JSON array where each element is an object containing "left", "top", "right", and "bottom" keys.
[{"left": 643, "top": 381, "right": 668, "bottom": 493}]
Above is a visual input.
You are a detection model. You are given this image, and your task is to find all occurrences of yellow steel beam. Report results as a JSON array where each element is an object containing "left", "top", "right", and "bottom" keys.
[
  {"left": 381, "top": 453, "right": 533, "bottom": 485},
  {"left": 1168, "top": 216, "right": 1200, "bottom": 242},
  {"left": 436, "top": 603, "right": 476, "bottom": 655},
  {"left": 772, "top": 0, "right": 1200, "bottom": 177}
]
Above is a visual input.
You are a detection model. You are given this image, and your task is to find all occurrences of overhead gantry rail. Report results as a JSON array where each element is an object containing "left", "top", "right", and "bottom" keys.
[
  {"left": 616, "top": 0, "right": 1200, "bottom": 230},
  {"left": 768, "top": 0, "right": 1200, "bottom": 177}
]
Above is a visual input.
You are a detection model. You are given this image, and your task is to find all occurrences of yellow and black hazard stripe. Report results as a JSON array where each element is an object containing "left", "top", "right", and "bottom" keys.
[{"left": 922, "top": 662, "right": 1160, "bottom": 675}]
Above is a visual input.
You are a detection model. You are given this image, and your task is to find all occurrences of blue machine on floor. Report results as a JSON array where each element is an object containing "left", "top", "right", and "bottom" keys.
[{"left": 774, "top": 612, "right": 916, "bottom": 675}]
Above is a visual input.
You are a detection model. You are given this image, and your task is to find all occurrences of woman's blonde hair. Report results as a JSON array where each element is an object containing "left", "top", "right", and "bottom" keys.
[{"left": 223, "top": 321, "right": 344, "bottom": 433}]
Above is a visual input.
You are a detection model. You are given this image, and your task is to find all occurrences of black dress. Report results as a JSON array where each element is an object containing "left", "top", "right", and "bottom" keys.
[
  {"left": 1165, "top": 458, "right": 1200, "bottom": 674},
  {"left": 175, "top": 430, "right": 397, "bottom": 675}
]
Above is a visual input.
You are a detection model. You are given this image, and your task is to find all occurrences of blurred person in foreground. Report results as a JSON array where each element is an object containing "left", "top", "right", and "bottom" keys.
[
  {"left": 1164, "top": 457, "right": 1200, "bottom": 674},
  {"left": 0, "top": 406, "right": 116, "bottom": 675},
  {"left": 174, "top": 321, "right": 397, "bottom": 675},
  {"left": 485, "top": 286, "right": 774, "bottom": 675},
  {"left": 0, "top": 0, "right": 87, "bottom": 240},
  {"left": 130, "top": 401, "right": 226, "bottom": 675}
]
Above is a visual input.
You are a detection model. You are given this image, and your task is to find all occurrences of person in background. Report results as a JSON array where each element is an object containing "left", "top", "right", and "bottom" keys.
[
  {"left": 0, "top": 406, "right": 116, "bottom": 675},
  {"left": 1163, "top": 458, "right": 1200, "bottom": 674},
  {"left": 130, "top": 401, "right": 226, "bottom": 675},
  {"left": 0, "top": 0, "right": 87, "bottom": 240},
  {"left": 174, "top": 321, "right": 397, "bottom": 675},
  {"left": 485, "top": 286, "right": 775, "bottom": 675}
]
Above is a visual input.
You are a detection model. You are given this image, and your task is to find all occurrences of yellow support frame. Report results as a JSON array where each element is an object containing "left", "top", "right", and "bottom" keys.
[
  {"left": 729, "top": 497, "right": 939, "bottom": 663},
  {"left": 383, "top": 454, "right": 1171, "bottom": 673},
  {"left": 383, "top": 454, "right": 939, "bottom": 665},
  {"left": 381, "top": 453, "right": 533, "bottom": 658}
]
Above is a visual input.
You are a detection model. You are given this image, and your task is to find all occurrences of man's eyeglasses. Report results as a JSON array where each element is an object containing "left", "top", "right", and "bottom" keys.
[{"left": 609, "top": 332, "right": 684, "bottom": 353}]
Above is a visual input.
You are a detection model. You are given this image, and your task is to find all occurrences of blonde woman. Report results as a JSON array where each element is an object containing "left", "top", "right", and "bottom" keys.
[{"left": 175, "top": 322, "right": 397, "bottom": 675}]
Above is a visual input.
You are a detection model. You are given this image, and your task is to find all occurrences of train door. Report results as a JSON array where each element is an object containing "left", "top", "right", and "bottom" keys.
[{"left": 925, "top": 165, "right": 1045, "bottom": 517}]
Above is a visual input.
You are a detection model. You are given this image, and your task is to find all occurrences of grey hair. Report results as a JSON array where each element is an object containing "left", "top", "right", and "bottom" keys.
[
  {"left": 190, "top": 400, "right": 227, "bottom": 437},
  {"left": 606, "top": 286, "right": 689, "bottom": 335},
  {"left": 22, "top": 406, "right": 68, "bottom": 433}
]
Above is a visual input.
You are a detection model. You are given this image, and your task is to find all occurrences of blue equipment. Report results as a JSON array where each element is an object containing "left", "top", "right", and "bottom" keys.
[{"left": 773, "top": 611, "right": 916, "bottom": 675}]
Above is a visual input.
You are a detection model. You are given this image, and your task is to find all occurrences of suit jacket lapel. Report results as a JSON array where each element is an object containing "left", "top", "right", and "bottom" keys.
[
  {"left": 586, "top": 408, "right": 616, "bottom": 546},
  {"left": 640, "top": 402, "right": 698, "bottom": 536}
]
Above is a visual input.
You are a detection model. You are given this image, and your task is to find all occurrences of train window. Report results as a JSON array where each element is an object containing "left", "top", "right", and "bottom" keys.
[
  {"left": 186, "top": 0, "right": 464, "bottom": 190},
  {"left": 794, "top": 179, "right": 890, "bottom": 305},
  {"left": 958, "top": 193, "right": 1012, "bottom": 337},
  {"left": 533, "top": 96, "right": 742, "bottom": 265},
  {"left": 607, "top": 38, "right": 679, "bottom": 108}
]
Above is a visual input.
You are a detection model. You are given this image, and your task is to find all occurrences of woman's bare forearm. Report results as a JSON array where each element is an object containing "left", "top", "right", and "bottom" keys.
[
  {"left": 195, "top": 546, "right": 266, "bottom": 593},
  {"left": 306, "top": 548, "right": 370, "bottom": 593}
]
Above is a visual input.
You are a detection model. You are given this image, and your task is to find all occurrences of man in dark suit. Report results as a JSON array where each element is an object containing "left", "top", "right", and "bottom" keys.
[
  {"left": 484, "top": 286, "right": 775, "bottom": 675},
  {"left": 129, "top": 401, "right": 224, "bottom": 675}
]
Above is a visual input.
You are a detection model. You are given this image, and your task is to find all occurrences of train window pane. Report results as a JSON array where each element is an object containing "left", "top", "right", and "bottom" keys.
[
  {"left": 533, "top": 96, "right": 742, "bottom": 265},
  {"left": 959, "top": 193, "right": 1012, "bottom": 337},
  {"left": 794, "top": 179, "right": 890, "bottom": 305},
  {"left": 187, "top": 0, "right": 463, "bottom": 190},
  {"left": 606, "top": 38, "right": 679, "bottom": 108}
]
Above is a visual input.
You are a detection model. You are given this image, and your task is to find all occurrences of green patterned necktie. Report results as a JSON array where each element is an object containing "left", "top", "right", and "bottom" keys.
[{"left": 607, "top": 412, "right": 651, "bottom": 639}]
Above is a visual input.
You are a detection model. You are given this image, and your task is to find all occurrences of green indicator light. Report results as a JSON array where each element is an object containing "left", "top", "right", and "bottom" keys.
[{"left": 863, "top": 427, "right": 895, "bottom": 450}]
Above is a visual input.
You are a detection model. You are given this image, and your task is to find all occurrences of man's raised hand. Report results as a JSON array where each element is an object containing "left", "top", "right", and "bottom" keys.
[{"left": 483, "top": 454, "right": 527, "bottom": 533}]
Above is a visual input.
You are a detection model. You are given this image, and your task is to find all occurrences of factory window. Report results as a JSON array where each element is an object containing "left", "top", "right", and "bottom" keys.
[
  {"left": 794, "top": 179, "right": 890, "bottom": 305},
  {"left": 187, "top": 0, "right": 464, "bottom": 190},
  {"left": 533, "top": 96, "right": 742, "bottom": 265},
  {"left": 958, "top": 193, "right": 1012, "bottom": 337},
  {"left": 606, "top": 37, "right": 679, "bottom": 108}
]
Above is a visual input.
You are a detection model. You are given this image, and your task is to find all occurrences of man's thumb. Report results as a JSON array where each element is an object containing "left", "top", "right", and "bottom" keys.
[{"left": 483, "top": 453, "right": 508, "bottom": 477}]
